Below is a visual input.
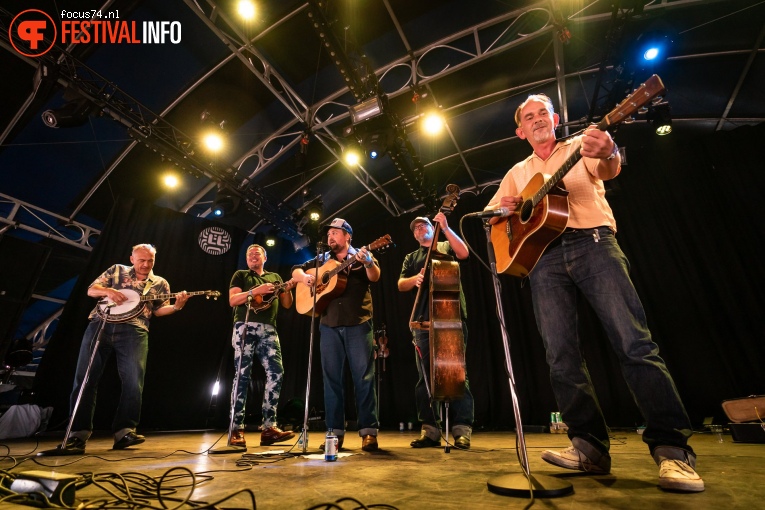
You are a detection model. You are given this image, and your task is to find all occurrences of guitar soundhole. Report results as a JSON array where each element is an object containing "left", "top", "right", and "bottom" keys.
[
  {"left": 321, "top": 273, "right": 330, "bottom": 285},
  {"left": 519, "top": 200, "right": 533, "bottom": 223}
]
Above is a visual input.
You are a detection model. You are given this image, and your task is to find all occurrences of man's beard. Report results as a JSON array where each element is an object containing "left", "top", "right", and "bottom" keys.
[{"left": 531, "top": 124, "right": 552, "bottom": 143}]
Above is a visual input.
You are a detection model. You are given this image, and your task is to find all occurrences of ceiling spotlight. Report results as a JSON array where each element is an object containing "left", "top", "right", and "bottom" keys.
[
  {"left": 203, "top": 132, "right": 224, "bottom": 152},
  {"left": 343, "top": 145, "right": 361, "bottom": 166},
  {"left": 211, "top": 186, "right": 241, "bottom": 218},
  {"left": 422, "top": 112, "right": 445, "bottom": 135},
  {"left": 237, "top": 0, "right": 256, "bottom": 19},
  {"left": 41, "top": 99, "right": 93, "bottom": 128},
  {"left": 162, "top": 173, "right": 179, "bottom": 188},
  {"left": 636, "top": 29, "right": 673, "bottom": 65},
  {"left": 349, "top": 96, "right": 384, "bottom": 125}
]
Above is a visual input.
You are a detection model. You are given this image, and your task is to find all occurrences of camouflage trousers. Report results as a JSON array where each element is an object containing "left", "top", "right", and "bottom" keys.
[{"left": 230, "top": 322, "right": 284, "bottom": 430}]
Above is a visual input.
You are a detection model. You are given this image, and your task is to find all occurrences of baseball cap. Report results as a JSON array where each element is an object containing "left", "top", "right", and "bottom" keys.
[
  {"left": 409, "top": 216, "right": 432, "bottom": 231},
  {"left": 327, "top": 217, "right": 353, "bottom": 235}
]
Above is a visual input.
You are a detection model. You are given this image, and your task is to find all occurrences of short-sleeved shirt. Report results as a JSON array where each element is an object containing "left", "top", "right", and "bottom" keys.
[
  {"left": 486, "top": 135, "right": 618, "bottom": 231},
  {"left": 400, "top": 241, "right": 467, "bottom": 321},
  {"left": 87, "top": 264, "right": 171, "bottom": 331},
  {"left": 293, "top": 248, "right": 376, "bottom": 328},
  {"left": 230, "top": 269, "right": 285, "bottom": 325}
]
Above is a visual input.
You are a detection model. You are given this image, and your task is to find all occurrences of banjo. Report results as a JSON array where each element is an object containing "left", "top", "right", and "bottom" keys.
[{"left": 96, "top": 289, "right": 221, "bottom": 323}]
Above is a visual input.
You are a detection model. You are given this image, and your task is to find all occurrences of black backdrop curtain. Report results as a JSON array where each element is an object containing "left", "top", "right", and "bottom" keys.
[
  {"left": 35, "top": 123, "right": 765, "bottom": 434},
  {"left": 35, "top": 198, "right": 247, "bottom": 430}
]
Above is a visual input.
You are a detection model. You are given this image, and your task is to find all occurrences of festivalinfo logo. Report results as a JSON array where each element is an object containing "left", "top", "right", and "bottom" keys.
[{"left": 9, "top": 8, "right": 182, "bottom": 57}]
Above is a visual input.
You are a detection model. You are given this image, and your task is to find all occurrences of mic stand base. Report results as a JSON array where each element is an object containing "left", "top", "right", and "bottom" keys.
[
  {"left": 487, "top": 473, "right": 574, "bottom": 498},
  {"left": 37, "top": 445, "right": 85, "bottom": 457},
  {"left": 208, "top": 445, "right": 247, "bottom": 455}
]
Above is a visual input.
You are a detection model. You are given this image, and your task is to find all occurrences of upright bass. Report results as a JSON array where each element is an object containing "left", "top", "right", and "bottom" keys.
[{"left": 409, "top": 184, "right": 465, "bottom": 401}]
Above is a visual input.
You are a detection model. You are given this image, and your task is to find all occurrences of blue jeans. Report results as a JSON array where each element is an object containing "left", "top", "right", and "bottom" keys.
[
  {"left": 70, "top": 320, "right": 148, "bottom": 439},
  {"left": 319, "top": 321, "right": 378, "bottom": 437},
  {"left": 413, "top": 324, "right": 474, "bottom": 438},
  {"left": 231, "top": 322, "right": 284, "bottom": 430},
  {"left": 529, "top": 227, "right": 693, "bottom": 457}
]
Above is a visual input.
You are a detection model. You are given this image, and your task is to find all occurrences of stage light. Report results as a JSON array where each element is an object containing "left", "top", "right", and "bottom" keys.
[
  {"left": 211, "top": 380, "right": 220, "bottom": 396},
  {"left": 265, "top": 237, "right": 276, "bottom": 247},
  {"left": 211, "top": 186, "right": 241, "bottom": 218},
  {"left": 362, "top": 129, "right": 393, "bottom": 160},
  {"left": 203, "top": 132, "right": 224, "bottom": 152},
  {"left": 422, "top": 112, "right": 445, "bottom": 135},
  {"left": 344, "top": 145, "right": 361, "bottom": 166},
  {"left": 349, "top": 96, "right": 384, "bottom": 125},
  {"left": 41, "top": 99, "right": 93, "bottom": 128},
  {"left": 635, "top": 30, "right": 673, "bottom": 65},
  {"left": 162, "top": 173, "right": 179, "bottom": 189},
  {"left": 237, "top": 0, "right": 255, "bottom": 19},
  {"left": 649, "top": 104, "right": 672, "bottom": 136},
  {"left": 306, "top": 200, "right": 323, "bottom": 222}
]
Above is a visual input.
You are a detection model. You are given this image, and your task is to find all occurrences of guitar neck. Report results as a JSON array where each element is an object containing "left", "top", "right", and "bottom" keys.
[
  {"left": 531, "top": 147, "right": 583, "bottom": 207},
  {"left": 324, "top": 248, "right": 367, "bottom": 278},
  {"left": 140, "top": 290, "right": 208, "bottom": 302}
]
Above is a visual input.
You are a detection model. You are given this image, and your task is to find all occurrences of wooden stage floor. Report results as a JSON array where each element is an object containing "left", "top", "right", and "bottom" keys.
[{"left": 1, "top": 429, "right": 762, "bottom": 509}]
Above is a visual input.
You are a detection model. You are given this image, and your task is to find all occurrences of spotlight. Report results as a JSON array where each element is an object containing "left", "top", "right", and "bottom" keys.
[
  {"left": 649, "top": 104, "right": 672, "bottom": 136},
  {"left": 41, "top": 99, "right": 93, "bottom": 128},
  {"left": 307, "top": 200, "right": 323, "bottom": 222},
  {"left": 265, "top": 237, "right": 276, "bottom": 247},
  {"left": 211, "top": 186, "right": 241, "bottom": 218},
  {"left": 237, "top": 0, "right": 256, "bottom": 19},
  {"left": 635, "top": 30, "right": 673, "bottom": 65},
  {"left": 422, "top": 112, "right": 445, "bottom": 135},
  {"left": 349, "top": 96, "right": 384, "bottom": 125},
  {"left": 203, "top": 132, "right": 224, "bottom": 152},
  {"left": 162, "top": 173, "right": 179, "bottom": 188},
  {"left": 343, "top": 145, "right": 362, "bottom": 166},
  {"left": 362, "top": 128, "right": 393, "bottom": 160},
  {"left": 200, "top": 110, "right": 226, "bottom": 152}
]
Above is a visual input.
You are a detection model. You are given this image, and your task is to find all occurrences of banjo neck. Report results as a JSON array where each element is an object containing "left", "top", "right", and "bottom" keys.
[{"left": 138, "top": 290, "right": 211, "bottom": 302}]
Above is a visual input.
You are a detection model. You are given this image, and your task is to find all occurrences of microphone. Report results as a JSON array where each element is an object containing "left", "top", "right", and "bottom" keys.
[
  {"left": 99, "top": 300, "right": 117, "bottom": 308},
  {"left": 463, "top": 208, "right": 511, "bottom": 218}
]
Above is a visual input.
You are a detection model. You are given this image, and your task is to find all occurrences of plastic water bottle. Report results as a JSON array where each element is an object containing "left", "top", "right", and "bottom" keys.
[
  {"left": 297, "top": 429, "right": 307, "bottom": 449},
  {"left": 324, "top": 429, "right": 338, "bottom": 461}
]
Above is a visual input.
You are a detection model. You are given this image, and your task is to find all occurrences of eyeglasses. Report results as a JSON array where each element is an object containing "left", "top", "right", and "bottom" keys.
[{"left": 413, "top": 223, "right": 430, "bottom": 231}]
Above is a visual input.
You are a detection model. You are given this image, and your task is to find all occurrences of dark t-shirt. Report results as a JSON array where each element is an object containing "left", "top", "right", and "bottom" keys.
[
  {"left": 230, "top": 269, "right": 285, "bottom": 325},
  {"left": 293, "top": 248, "right": 376, "bottom": 328},
  {"left": 400, "top": 241, "right": 467, "bottom": 321}
]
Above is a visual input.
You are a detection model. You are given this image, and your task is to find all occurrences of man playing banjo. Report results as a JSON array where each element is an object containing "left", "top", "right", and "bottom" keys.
[{"left": 64, "top": 243, "right": 188, "bottom": 451}]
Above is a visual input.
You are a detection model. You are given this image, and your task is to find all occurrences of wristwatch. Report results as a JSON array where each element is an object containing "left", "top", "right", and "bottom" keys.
[{"left": 606, "top": 142, "right": 619, "bottom": 160}]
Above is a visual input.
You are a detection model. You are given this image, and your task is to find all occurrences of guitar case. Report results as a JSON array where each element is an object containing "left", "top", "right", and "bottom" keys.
[{"left": 721, "top": 395, "right": 765, "bottom": 443}]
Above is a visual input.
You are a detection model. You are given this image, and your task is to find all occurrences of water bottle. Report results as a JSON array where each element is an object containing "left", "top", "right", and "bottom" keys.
[
  {"left": 297, "top": 429, "right": 307, "bottom": 450},
  {"left": 324, "top": 428, "right": 338, "bottom": 461}
]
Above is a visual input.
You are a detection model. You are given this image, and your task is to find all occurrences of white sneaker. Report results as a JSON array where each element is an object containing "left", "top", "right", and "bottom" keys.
[
  {"left": 541, "top": 445, "right": 611, "bottom": 474},
  {"left": 658, "top": 459, "right": 705, "bottom": 492}
]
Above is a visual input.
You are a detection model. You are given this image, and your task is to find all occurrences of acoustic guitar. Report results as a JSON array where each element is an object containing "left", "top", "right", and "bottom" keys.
[
  {"left": 295, "top": 235, "right": 392, "bottom": 316},
  {"left": 492, "top": 74, "right": 666, "bottom": 277},
  {"left": 96, "top": 289, "right": 221, "bottom": 322}
]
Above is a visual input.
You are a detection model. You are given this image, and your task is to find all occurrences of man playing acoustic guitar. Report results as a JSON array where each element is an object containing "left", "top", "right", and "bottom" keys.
[
  {"left": 65, "top": 243, "right": 189, "bottom": 451},
  {"left": 227, "top": 244, "right": 297, "bottom": 447},
  {"left": 292, "top": 218, "right": 381, "bottom": 452},
  {"left": 485, "top": 94, "right": 703, "bottom": 492}
]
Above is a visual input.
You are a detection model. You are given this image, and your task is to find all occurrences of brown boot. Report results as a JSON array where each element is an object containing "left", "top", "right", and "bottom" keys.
[
  {"left": 230, "top": 430, "right": 246, "bottom": 447},
  {"left": 260, "top": 426, "right": 296, "bottom": 446}
]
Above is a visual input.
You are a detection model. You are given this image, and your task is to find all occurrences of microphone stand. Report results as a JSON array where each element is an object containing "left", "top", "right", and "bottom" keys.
[
  {"left": 299, "top": 242, "right": 324, "bottom": 453},
  {"left": 38, "top": 304, "right": 113, "bottom": 457},
  {"left": 481, "top": 219, "right": 572, "bottom": 497},
  {"left": 209, "top": 296, "right": 251, "bottom": 454}
]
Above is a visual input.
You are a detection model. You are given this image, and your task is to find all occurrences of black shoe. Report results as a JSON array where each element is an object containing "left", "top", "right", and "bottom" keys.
[
  {"left": 113, "top": 432, "right": 145, "bottom": 450},
  {"left": 64, "top": 437, "right": 87, "bottom": 450},
  {"left": 410, "top": 433, "right": 441, "bottom": 448},
  {"left": 454, "top": 435, "right": 471, "bottom": 450}
]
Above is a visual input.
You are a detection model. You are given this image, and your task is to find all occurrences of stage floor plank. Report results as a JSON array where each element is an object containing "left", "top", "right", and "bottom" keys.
[{"left": 2, "top": 430, "right": 762, "bottom": 509}]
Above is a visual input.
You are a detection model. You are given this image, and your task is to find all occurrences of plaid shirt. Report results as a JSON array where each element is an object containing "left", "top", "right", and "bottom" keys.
[{"left": 87, "top": 264, "right": 170, "bottom": 331}]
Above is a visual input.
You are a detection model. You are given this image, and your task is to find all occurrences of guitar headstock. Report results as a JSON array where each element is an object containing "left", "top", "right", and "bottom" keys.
[
  {"left": 368, "top": 234, "right": 393, "bottom": 252},
  {"left": 439, "top": 184, "right": 461, "bottom": 216},
  {"left": 205, "top": 290, "right": 221, "bottom": 300},
  {"left": 599, "top": 75, "right": 666, "bottom": 129}
]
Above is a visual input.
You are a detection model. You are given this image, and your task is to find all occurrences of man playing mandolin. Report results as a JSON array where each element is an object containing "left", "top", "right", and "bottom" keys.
[
  {"left": 485, "top": 93, "right": 703, "bottom": 492},
  {"left": 398, "top": 213, "right": 475, "bottom": 450},
  {"left": 292, "top": 218, "right": 381, "bottom": 452},
  {"left": 227, "top": 244, "right": 297, "bottom": 447},
  {"left": 65, "top": 243, "right": 189, "bottom": 451}
]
